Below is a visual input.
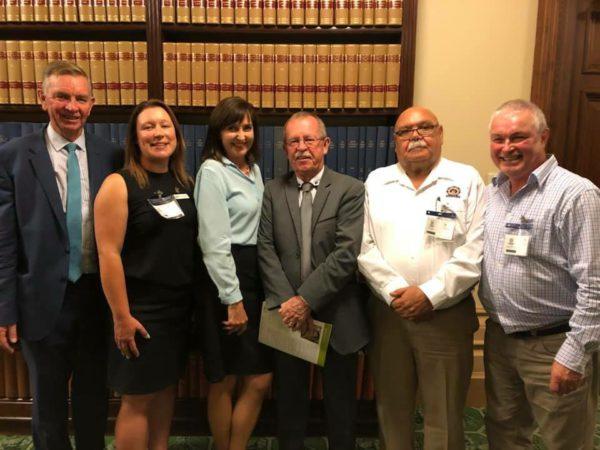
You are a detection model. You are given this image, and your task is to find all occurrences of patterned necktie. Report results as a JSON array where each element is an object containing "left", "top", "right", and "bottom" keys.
[
  {"left": 65, "top": 142, "right": 82, "bottom": 282},
  {"left": 300, "top": 182, "right": 314, "bottom": 281}
]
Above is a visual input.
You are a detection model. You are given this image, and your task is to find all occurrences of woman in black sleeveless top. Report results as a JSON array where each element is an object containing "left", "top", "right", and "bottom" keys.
[{"left": 95, "top": 100, "right": 196, "bottom": 449}]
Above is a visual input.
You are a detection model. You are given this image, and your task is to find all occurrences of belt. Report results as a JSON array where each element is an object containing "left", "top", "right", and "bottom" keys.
[{"left": 508, "top": 323, "right": 570, "bottom": 338}]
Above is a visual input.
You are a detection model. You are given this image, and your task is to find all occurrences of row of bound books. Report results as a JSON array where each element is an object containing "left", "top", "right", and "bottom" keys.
[
  {"left": 0, "top": 40, "right": 148, "bottom": 105},
  {"left": 0, "top": 0, "right": 146, "bottom": 22},
  {"left": 0, "top": 350, "right": 375, "bottom": 401},
  {"left": 0, "top": 122, "right": 398, "bottom": 181},
  {"left": 162, "top": 0, "right": 402, "bottom": 27},
  {"left": 163, "top": 42, "right": 401, "bottom": 109}
]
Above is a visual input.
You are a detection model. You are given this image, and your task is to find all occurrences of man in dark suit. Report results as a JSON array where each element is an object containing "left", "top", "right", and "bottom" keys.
[
  {"left": 258, "top": 111, "right": 369, "bottom": 450},
  {"left": 0, "top": 61, "right": 122, "bottom": 450}
]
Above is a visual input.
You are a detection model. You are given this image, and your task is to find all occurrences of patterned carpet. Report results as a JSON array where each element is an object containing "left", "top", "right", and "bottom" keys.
[{"left": 1, "top": 408, "right": 599, "bottom": 449}]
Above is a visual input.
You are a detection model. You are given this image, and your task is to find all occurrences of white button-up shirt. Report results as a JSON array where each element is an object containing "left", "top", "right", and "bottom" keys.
[{"left": 358, "top": 157, "right": 485, "bottom": 309}]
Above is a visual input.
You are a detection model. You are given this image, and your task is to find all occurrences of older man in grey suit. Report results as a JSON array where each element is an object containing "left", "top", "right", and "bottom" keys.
[{"left": 258, "top": 111, "right": 369, "bottom": 450}]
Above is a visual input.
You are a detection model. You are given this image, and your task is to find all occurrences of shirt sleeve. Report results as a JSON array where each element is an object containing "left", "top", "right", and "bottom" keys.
[
  {"left": 195, "top": 162, "right": 243, "bottom": 305},
  {"left": 357, "top": 185, "right": 409, "bottom": 305},
  {"left": 418, "top": 171, "right": 485, "bottom": 309},
  {"left": 554, "top": 188, "right": 600, "bottom": 374}
]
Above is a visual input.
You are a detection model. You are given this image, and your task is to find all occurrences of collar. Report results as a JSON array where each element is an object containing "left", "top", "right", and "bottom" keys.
[
  {"left": 296, "top": 166, "right": 325, "bottom": 188},
  {"left": 46, "top": 124, "right": 87, "bottom": 153},
  {"left": 383, "top": 158, "right": 451, "bottom": 188},
  {"left": 492, "top": 154, "right": 557, "bottom": 190}
]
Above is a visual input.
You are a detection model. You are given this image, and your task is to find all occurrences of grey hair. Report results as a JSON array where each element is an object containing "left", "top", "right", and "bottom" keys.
[
  {"left": 284, "top": 111, "right": 328, "bottom": 139},
  {"left": 489, "top": 99, "right": 548, "bottom": 134},
  {"left": 41, "top": 60, "right": 92, "bottom": 95}
]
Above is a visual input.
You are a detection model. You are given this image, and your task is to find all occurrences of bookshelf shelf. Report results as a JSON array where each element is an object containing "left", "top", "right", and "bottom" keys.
[{"left": 0, "top": 23, "right": 147, "bottom": 41}]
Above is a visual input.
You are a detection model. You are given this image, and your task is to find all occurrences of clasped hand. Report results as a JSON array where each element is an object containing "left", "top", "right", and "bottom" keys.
[
  {"left": 390, "top": 286, "right": 434, "bottom": 321},
  {"left": 280, "top": 295, "right": 311, "bottom": 332}
]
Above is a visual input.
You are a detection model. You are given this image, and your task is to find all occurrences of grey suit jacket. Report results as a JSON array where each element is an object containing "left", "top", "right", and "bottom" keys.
[{"left": 257, "top": 167, "right": 369, "bottom": 355}]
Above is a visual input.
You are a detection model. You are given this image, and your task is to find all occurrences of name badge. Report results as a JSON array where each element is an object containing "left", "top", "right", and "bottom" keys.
[
  {"left": 425, "top": 210, "right": 456, "bottom": 241},
  {"left": 503, "top": 222, "right": 532, "bottom": 256},
  {"left": 147, "top": 195, "right": 185, "bottom": 219},
  {"left": 173, "top": 193, "right": 189, "bottom": 200}
]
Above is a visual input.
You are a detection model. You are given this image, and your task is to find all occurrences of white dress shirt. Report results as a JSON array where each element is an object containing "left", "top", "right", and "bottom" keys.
[
  {"left": 358, "top": 157, "right": 485, "bottom": 309},
  {"left": 296, "top": 166, "right": 324, "bottom": 205}
]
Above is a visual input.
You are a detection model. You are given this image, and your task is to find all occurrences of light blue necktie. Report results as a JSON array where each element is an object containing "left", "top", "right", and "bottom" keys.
[{"left": 65, "top": 142, "right": 82, "bottom": 282}]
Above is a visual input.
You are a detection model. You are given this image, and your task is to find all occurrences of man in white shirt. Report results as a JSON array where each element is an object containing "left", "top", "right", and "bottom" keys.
[{"left": 358, "top": 106, "right": 485, "bottom": 449}]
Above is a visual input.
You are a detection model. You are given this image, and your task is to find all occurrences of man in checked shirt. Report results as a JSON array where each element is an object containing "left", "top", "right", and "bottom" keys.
[{"left": 480, "top": 99, "right": 600, "bottom": 450}]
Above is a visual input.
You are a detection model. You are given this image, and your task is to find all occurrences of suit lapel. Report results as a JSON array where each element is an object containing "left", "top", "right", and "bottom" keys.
[
  {"left": 85, "top": 133, "right": 102, "bottom": 201},
  {"left": 311, "top": 168, "right": 331, "bottom": 230},
  {"left": 284, "top": 174, "right": 302, "bottom": 248},
  {"left": 28, "top": 128, "right": 67, "bottom": 235}
]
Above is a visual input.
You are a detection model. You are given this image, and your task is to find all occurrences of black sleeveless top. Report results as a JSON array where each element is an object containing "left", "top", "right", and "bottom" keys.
[{"left": 119, "top": 169, "right": 197, "bottom": 288}]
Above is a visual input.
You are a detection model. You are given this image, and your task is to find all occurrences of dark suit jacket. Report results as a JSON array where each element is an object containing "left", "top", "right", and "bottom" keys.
[
  {"left": 257, "top": 167, "right": 369, "bottom": 355},
  {"left": 0, "top": 126, "right": 122, "bottom": 341}
]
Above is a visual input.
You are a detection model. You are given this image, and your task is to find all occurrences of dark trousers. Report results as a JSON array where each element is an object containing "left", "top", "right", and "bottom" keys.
[
  {"left": 21, "top": 274, "right": 109, "bottom": 450},
  {"left": 275, "top": 348, "right": 358, "bottom": 450}
]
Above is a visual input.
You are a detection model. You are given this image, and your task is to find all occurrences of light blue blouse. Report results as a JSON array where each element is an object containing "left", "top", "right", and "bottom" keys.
[{"left": 194, "top": 157, "right": 264, "bottom": 305}]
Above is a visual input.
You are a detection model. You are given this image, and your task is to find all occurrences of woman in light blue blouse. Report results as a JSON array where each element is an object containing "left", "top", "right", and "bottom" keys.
[{"left": 194, "top": 97, "right": 272, "bottom": 450}]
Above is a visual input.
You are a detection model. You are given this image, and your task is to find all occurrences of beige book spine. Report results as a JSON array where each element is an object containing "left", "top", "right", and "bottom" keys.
[
  {"left": 221, "top": 0, "right": 233, "bottom": 23},
  {"left": 63, "top": 0, "right": 78, "bottom": 21},
  {"left": 233, "top": 0, "right": 247, "bottom": 24},
  {"left": 204, "top": 43, "right": 219, "bottom": 107},
  {"left": 349, "top": 0, "right": 363, "bottom": 26},
  {"left": 163, "top": 42, "right": 177, "bottom": 105},
  {"left": 89, "top": 41, "right": 106, "bottom": 104},
  {"left": 315, "top": 45, "right": 329, "bottom": 109},
  {"left": 118, "top": 41, "right": 134, "bottom": 105},
  {"left": 219, "top": 43, "right": 233, "bottom": 101},
  {"left": 175, "top": 42, "right": 191, "bottom": 106},
  {"left": 190, "top": 0, "right": 205, "bottom": 23},
  {"left": 119, "top": 0, "right": 131, "bottom": 21},
  {"left": 329, "top": 44, "right": 343, "bottom": 109},
  {"left": 133, "top": 41, "right": 147, "bottom": 103},
  {"left": 334, "top": 0, "right": 348, "bottom": 26},
  {"left": 319, "top": 0, "right": 333, "bottom": 26},
  {"left": 131, "top": 0, "right": 144, "bottom": 20},
  {"left": 387, "top": 0, "right": 400, "bottom": 24},
  {"left": 46, "top": 40, "right": 60, "bottom": 63},
  {"left": 357, "top": 44, "right": 372, "bottom": 108},
  {"left": 106, "top": 0, "right": 118, "bottom": 20},
  {"left": 20, "top": 0, "right": 34, "bottom": 21},
  {"left": 6, "top": 0, "right": 19, "bottom": 22},
  {"left": 362, "top": 0, "right": 373, "bottom": 25},
  {"left": 78, "top": 0, "right": 94, "bottom": 21},
  {"left": 190, "top": 42, "right": 205, "bottom": 106},
  {"left": 288, "top": 44, "right": 302, "bottom": 109},
  {"left": 290, "top": 0, "right": 302, "bottom": 25},
  {"left": 343, "top": 43, "right": 358, "bottom": 108},
  {"left": 34, "top": 0, "right": 49, "bottom": 21},
  {"left": 6, "top": 41, "right": 23, "bottom": 104},
  {"left": 0, "top": 3, "right": 5, "bottom": 22},
  {"left": 304, "top": 0, "right": 317, "bottom": 25},
  {"left": 93, "top": 0, "right": 107, "bottom": 21},
  {"left": 103, "top": 41, "right": 120, "bottom": 105},
  {"left": 274, "top": 44, "right": 288, "bottom": 109},
  {"left": 276, "top": 0, "right": 289, "bottom": 25},
  {"left": 32, "top": 40, "right": 47, "bottom": 92},
  {"left": 385, "top": 43, "right": 400, "bottom": 108},
  {"left": 0, "top": 42, "right": 8, "bottom": 103},
  {"left": 233, "top": 44, "right": 247, "bottom": 100},
  {"left": 205, "top": 0, "right": 219, "bottom": 23},
  {"left": 161, "top": 0, "right": 174, "bottom": 22},
  {"left": 49, "top": 0, "right": 63, "bottom": 21},
  {"left": 373, "top": 0, "right": 386, "bottom": 25},
  {"left": 371, "top": 44, "right": 385, "bottom": 107},
  {"left": 248, "top": 0, "right": 261, "bottom": 24},
  {"left": 60, "top": 40, "right": 76, "bottom": 63},
  {"left": 74, "top": 41, "right": 90, "bottom": 80},
  {"left": 246, "top": 43, "right": 261, "bottom": 106},
  {"left": 261, "top": 44, "right": 274, "bottom": 108},
  {"left": 20, "top": 41, "right": 36, "bottom": 104},
  {"left": 176, "top": 0, "right": 189, "bottom": 22},
  {"left": 262, "top": 0, "right": 275, "bottom": 25},
  {"left": 302, "top": 44, "right": 316, "bottom": 109}
]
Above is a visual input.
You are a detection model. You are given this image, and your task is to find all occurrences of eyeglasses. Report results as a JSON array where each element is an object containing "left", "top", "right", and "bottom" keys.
[
  {"left": 394, "top": 124, "right": 439, "bottom": 140},
  {"left": 285, "top": 136, "right": 325, "bottom": 149}
]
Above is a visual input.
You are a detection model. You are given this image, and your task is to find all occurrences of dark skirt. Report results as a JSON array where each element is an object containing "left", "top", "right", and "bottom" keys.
[
  {"left": 108, "top": 278, "right": 192, "bottom": 395},
  {"left": 202, "top": 244, "right": 273, "bottom": 383}
]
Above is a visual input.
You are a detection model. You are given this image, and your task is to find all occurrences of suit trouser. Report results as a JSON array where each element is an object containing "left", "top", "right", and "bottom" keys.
[
  {"left": 275, "top": 347, "right": 358, "bottom": 450},
  {"left": 20, "top": 274, "right": 109, "bottom": 450},
  {"left": 369, "top": 295, "right": 477, "bottom": 450},
  {"left": 484, "top": 319, "right": 598, "bottom": 450}
]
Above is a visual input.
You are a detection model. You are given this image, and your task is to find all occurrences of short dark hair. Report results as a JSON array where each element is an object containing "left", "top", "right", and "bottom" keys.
[{"left": 202, "top": 96, "right": 260, "bottom": 164}]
